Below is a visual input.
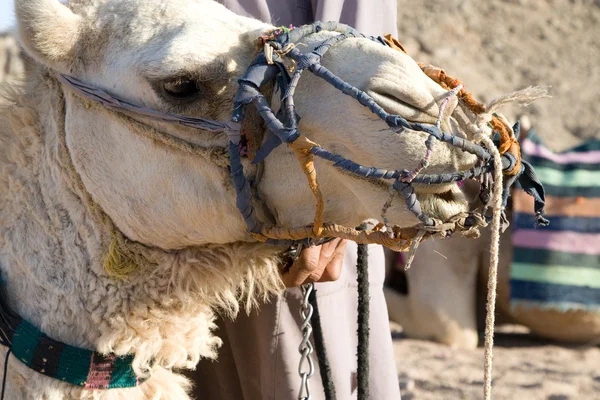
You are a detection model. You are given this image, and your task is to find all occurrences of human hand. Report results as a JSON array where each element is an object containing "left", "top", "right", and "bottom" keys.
[{"left": 281, "top": 239, "right": 347, "bottom": 288}]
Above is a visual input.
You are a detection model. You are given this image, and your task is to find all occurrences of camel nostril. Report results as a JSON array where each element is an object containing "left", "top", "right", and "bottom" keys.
[
  {"left": 364, "top": 63, "right": 461, "bottom": 126},
  {"left": 366, "top": 83, "right": 456, "bottom": 127},
  {"left": 367, "top": 89, "right": 432, "bottom": 123}
]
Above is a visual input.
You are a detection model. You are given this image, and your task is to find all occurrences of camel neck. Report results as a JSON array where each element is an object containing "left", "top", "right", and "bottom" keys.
[
  {"left": 0, "top": 69, "right": 283, "bottom": 384},
  {"left": 0, "top": 75, "right": 115, "bottom": 350}
]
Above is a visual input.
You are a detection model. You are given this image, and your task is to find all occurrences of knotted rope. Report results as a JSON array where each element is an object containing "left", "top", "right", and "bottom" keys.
[
  {"left": 235, "top": 25, "right": 546, "bottom": 400},
  {"left": 288, "top": 136, "right": 325, "bottom": 236},
  {"left": 414, "top": 60, "right": 505, "bottom": 400},
  {"left": 479, "top": 134, "right": 504, "bottom": 400}
]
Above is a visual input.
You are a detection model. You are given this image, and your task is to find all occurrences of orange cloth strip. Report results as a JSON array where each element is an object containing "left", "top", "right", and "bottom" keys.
[{"left": 288, "top": 135, "right": 325, "bottom": 235}]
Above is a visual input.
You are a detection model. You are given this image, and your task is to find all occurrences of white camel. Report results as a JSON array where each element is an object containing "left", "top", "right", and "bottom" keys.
[{"left": 0, "top": 0, "right": 508, "bottom": 398}]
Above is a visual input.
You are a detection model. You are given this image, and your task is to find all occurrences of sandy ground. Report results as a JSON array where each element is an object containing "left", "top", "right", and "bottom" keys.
[
  {"left": 395, "top": 0, "right": 600, "bottom": 150},
  {"left": 391, "top": 323, "right": 600, "bottom": 400},
  {"left": 390, "top": 1, "right": 600, "bottom": 399}
]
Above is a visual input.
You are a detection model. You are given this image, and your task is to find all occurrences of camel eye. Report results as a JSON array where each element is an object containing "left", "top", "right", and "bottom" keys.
[{"left": 162, "top": 78, "right": 200, "bottom": 99}]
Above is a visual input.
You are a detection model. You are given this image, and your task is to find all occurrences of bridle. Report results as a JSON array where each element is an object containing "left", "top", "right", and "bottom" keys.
[
  {"left": 14, "top": 21, "right": 548, "bottom": 400},
  {"left": 58, "top": 23, "right": 546, "bottom": 251}
]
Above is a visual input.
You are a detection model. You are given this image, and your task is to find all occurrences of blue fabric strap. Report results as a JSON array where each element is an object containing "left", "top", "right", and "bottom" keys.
[{"left": 229, "top": 21, "right": 503, "bottom": 232}]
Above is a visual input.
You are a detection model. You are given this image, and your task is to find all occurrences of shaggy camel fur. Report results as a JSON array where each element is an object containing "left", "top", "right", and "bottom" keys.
[{"left": 0, "top": 0, "right": 494, "bottom": 398}]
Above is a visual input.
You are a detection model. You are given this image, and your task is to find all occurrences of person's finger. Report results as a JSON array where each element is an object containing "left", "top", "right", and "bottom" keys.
[
  {"left": 316, "top": 238, "right": 344, "bottom": 262},
  {"left": 318, "top": 240, "right": 347, "bottom": 282},
  {"left": 282, "top": 245, "right": 324, "bottom": 287},
  {"left": 281, "top": 239, "right": 348, "bottom": 287}
]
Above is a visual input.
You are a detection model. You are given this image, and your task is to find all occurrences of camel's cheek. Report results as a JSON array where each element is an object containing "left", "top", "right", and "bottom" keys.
[{"left": 64, "top": 100, "right": 250, "bottom": 248}]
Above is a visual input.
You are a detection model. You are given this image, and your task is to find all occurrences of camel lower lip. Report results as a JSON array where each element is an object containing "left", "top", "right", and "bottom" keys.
[
  {"left": 434, "top": 189, "right": 460, "bottom": 202},
  {"left": 414, "top": 190, "right": 461, "bottom": 208},
  {"left": 360, "top": 175, "right": 469, "bottom": 223},
  {"left": 414, "top": 185, "right": 469, "bottom": 222}
]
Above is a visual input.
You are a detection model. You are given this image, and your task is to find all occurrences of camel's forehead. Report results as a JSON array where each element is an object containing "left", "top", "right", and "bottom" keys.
[
  {"left": 80, "top": 0, "right": 253, "bottom": 46},
  {"left": 70, "top": 0, "right": 266, "bottom": 74},
  {"left": 78, "top": 0, "right": 233, "bottom": 22}
]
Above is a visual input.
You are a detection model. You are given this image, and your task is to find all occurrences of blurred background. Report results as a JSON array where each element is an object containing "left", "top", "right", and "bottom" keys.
[
  {"left": 0, "top": 1, "right": 13, "bottom": 31},
  {"left": 1, "top": 0, "right": 598, "bottom": 399},
  {"left": 394, "top": 0, "right": 599, "bottom": 152},
  {"left": 388, "top": 2, "right": 600, "bottom": 399}
]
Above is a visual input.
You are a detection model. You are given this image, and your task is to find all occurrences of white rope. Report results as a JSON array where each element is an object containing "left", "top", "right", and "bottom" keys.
[
  {"left": 486, "top": 86, "right": 550, "bottom": 114},
  {"left": 476, "top": 134, "right": 504, "bottom": 400},
  {"left": 436, "top": 84, "right": 463, "bottom": 129}
]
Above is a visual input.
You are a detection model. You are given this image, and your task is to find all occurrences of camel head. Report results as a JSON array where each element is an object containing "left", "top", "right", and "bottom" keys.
[{"left": 15, "top": 0, "right": 492, "bottom": 251}]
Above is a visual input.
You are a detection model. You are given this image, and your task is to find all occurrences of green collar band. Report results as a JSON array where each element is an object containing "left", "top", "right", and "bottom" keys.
[
  {"left": 10, "top": 319, "right": 141, "bottom": 389},
  {"left": 0, "top": 277, "right": 143, "bottom": 390}
]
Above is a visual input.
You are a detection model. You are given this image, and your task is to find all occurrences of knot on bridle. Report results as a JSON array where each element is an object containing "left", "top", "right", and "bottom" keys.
[{"left": 264, "top": 42, "right": 297, "bottom": 65}]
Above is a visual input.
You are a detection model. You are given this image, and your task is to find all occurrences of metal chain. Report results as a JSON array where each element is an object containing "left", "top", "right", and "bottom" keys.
[{"left": 297, "top": 282, "right": 315, "bottom": 400}]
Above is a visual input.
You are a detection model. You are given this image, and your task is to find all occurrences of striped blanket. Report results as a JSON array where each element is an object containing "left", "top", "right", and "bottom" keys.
[{"left": 510, "top": 133, "right": 600, "bottom": 312}]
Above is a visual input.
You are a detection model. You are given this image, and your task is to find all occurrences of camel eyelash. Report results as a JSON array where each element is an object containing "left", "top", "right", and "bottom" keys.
[{"left": 148, "top": 63, "right": 233, "bottom": 108}]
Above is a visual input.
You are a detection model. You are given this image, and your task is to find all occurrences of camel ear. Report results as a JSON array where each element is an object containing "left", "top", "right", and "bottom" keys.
[{"left": 15, "top": 0, "right": 82, "bottom": 69}]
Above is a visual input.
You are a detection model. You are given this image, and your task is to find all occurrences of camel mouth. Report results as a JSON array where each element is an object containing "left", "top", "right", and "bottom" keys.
[
  {"left": 413, "top": 184, "right": 470, "bottom": 222},
  {"left": 352, "top": 173, "right": 470, "bottom": 225}
]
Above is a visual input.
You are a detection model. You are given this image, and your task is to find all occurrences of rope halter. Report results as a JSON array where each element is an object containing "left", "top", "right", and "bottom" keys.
[
  {"left": 54, "top": 21, "right": 549, "bottom": 253},
  {"left": 228, "top": 21, "right": 548, "bottom": 253}
]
